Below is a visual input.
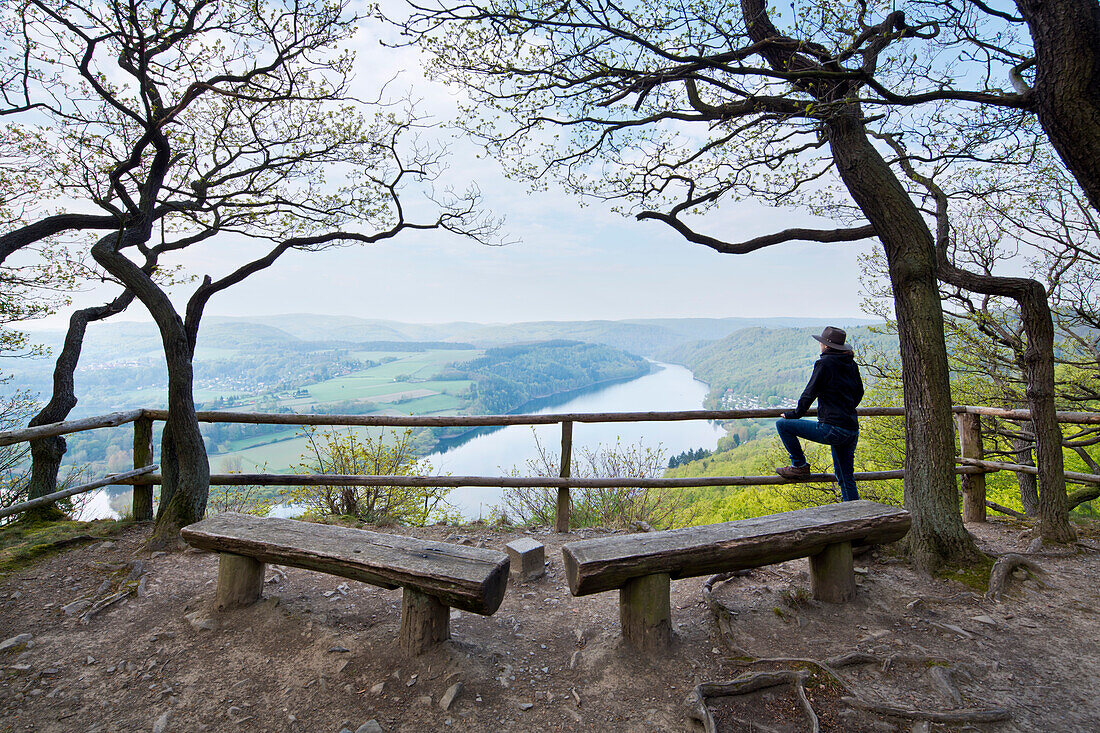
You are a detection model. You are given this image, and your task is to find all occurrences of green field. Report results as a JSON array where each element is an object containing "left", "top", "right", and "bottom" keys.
[
  {"left": 213, "top": 426, "right": 390, "bottom": 472},
  {"left": 302, "top": 377, "right": 472, "bottom": 403},
  {"left": 202, "top": 349, "right": 481, "bottom": 469},
  {"left": 394, "top": 393, "right": 466, "bottom": 414}
]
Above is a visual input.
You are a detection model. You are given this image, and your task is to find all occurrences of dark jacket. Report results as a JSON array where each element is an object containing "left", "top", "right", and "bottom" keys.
[{"left": 789, "top": 351, "right": 864, "bottom": 431}]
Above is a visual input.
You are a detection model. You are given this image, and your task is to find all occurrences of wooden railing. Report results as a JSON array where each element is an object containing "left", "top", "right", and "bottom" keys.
[{"left": 1, "top": 406, "right": 1098, "bottom": 530}]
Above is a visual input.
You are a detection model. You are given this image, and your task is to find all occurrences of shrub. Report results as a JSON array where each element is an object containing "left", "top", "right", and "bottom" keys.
[
  {"left": 502, "top": 430, "right": 692, "bottom": 529},
  {"left": 287, "top": 426, "right": 450, "bottom": 525}
]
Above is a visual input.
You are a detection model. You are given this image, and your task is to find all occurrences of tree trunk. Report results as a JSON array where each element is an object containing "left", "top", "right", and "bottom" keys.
[
  {"left": 1013, "top": 435, "right": 1039, "bottom": 516},
  {"left": 825, "top": 111, "right": 979, "bottom": 571},
  {"left": 738, "top": 0, "right": 978, "bottom": 572},
  {"left": 148, "top": 322, "right": 209, "bottom": 548},
  {"left": 933, "top": 271, "right": 1074, "bottom": 542},
  {"left": 23, "top": 294, "right": 137, "bottom": 522},
  {"left": 1017, "top": 289, "right": 1076, "bottom": 543},
  {"left": 1016, "top": 0, "right": 1100, "bottom": 213},
  {"left": 91, "top": 232, "right": 209, "bottom": 549}
]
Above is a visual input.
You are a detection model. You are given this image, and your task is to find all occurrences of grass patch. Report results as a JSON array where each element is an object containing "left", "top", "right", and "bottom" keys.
[
  {"left": 938, "top": 553, "right": 996, "bottom": 593},
  {"left": 0, "top": 518, "right": 132, "bottom": 576}
]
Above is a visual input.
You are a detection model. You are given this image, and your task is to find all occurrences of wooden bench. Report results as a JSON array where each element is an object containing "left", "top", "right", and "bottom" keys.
[
  {"left": 180, "top": 513, "right": 509, "bottom": 655},
  {"left": 561, "top": 500, "right": 910, "bottom": 651}
]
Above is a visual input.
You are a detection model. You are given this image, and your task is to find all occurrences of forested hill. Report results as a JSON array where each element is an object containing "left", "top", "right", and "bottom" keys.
[
  {"left": 660, "top": 326, "right": 898, "bottom": 409},
  {"left": 199, "top": 314, "right": 879, "bottom": 357},
  {"left": 443, "top": 341, "right": 652, "bottom": 414}
]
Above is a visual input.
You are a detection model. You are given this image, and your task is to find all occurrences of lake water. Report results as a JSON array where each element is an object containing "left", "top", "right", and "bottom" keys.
[{"left": 80, "top": 362, "right": 722, "bottom": 521}]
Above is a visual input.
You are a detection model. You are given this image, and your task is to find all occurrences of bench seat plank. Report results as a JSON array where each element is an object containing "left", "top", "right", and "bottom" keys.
[
  {"left": 181, "top": 513, "right": 509, "bottom": 615},
  {"left": 563, "top": 500, "right": 910, "bottom": 596}
]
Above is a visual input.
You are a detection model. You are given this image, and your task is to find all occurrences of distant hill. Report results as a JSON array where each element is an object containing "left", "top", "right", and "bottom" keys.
[
  {"left": 660, "top": 326, "right": 898, "bottom": 408},
  {"left": 203, "top": 314, "right": 879, "bottom": 357},
  {"left": 21, "top": 314, "right": 880, "bottom": 363}
]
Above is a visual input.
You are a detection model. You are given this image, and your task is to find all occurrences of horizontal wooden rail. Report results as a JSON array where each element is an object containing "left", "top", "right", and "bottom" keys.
[
  {"left": 0, "top": 409, "right": 144, "bottom": 448},
  {"left": 0, "top": 465, "right": 158, "bottom": 520},
  {"left": 952, "top": 405, "right": 1100, "bottom": 425},
  {"left": 956, "top": 456, "right": 1100, "bottom": 485},
  {"left": 4, "top": 406, "right": 1097, "bottom": 447},
  {"left": 116, "top": 466, "right": 986, "bottom": 489},
  {"left": 140, "top": 406, "right": 908, "bottom": 427}
]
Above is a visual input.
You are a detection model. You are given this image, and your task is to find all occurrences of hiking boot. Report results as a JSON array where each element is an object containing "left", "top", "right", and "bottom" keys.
[{"left": 776, "top": 464, "right": 811, "bottom": 479}]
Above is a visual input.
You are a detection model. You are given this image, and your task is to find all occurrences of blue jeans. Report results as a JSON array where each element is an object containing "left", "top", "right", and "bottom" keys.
[{"left": 775, "top": 418, "right": 860, "bottom": 502}]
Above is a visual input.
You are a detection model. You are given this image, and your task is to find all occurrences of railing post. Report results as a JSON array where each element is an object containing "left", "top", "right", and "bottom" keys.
[
  {"left": 556, "top": 420, "right": 573, "bottom": 533},
  {"left": 957, "top": 412, "right": 986, "bottom": 523},
  {"left": 132, "top": 415, "right": 154, "bottom": 521}
]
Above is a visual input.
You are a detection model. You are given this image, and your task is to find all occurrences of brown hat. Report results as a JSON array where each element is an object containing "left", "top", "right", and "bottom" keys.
[{"left": 812, "top": 326, "right": 852, "bottom": 352}]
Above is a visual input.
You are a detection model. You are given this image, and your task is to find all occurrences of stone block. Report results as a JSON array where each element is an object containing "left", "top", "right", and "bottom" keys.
[{"left": 505, "top": 537, "right": 545, "bottom": 581}]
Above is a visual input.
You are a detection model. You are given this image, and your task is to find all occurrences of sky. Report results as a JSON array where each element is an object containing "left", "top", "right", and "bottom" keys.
[{"left": 24, "top": 4, "right": 880, "bottom": 331}]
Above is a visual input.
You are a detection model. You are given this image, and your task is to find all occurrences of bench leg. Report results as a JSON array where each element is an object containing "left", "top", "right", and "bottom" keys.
[
  {"left": 400, "top": 587, "right": 450, "bottom": 655},
  {"left": 619, "top": 572, "right": 672, "bottom": 651},
  {"left": 810, "top": 541, "right": 855, "bottom": 603},
  {"left": 216, "top": 553, "right": 265, "bottom": 610}
]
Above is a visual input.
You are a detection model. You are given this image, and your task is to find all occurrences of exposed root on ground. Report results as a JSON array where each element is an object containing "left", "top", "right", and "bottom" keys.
[
  {"left": 701, "top": 571, "right": 753, "bottom": 656},
  {"left": 987, "top": 553, "right": 1047, "bottom": 601},
  {"left": 696, "top": 575, "right": 1012, "bottom": 730},
  {"left": 689, "top": 653, "right": 1011, "bottom": 731},
  {"left": 77, "top": 560, "right": 147, "bottom": 624}
]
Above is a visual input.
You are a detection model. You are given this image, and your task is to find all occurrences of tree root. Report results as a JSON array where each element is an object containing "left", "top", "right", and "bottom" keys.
[
  {"left": 840, "top": 696, "right": 1010, "bottom": 723},
  {"left": 701, "top": 571, "right": 753, "bottom": 656},
  {"left": 698, "top": 574, "right": 1012, "bottom": 727},
  {"left": 1025, "top": 537, "right": 1078, "bottom": 557},
  {"left": 928, "top": 665, "right": 962, "bottom": 705},
  {"left": 79, "top": 560, "right": 147, "bottom": 624},
  {"left": 691, "top": 650, "right": 1012, "bottom": 729},
  {"left": 987, "top": 553, "right": 1047, "bottom": 601},
  {"left": 688, "top": 671, "right": 811, "bottom": 733}
]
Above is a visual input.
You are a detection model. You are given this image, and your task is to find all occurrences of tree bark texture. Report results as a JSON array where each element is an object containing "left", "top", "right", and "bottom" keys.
[
  {"left": 1013, "top": 435, "right": 1040, "bottom": 516},
  {"left": 1017, "top": 293, "right": 1075, "bottom": 542},
  {"left": 1016, "top": 0, "right": 1100, "bottom": 213},
  {"left": 825, "top": 112, "right": 978, "bottom": 570},
  {"left": 933, "top": 266, "right": 1074, "bottom": 541},
  {"left": 151, "top": 331, "right": 209, "bottom": 546},
  {"left": 92, "top": 230, "right": 209, "bottom": 548}
]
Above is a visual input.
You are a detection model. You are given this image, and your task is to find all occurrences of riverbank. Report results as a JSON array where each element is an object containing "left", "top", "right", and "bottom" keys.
[
  {"left": 79, "top": 362, "right": 724, "bottom": 522},
  {"left": 1, "top": 517, "right": 1097, "bottom": 731}
]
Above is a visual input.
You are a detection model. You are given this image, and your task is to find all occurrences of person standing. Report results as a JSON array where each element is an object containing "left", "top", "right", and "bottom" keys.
[{"left": 775, "top": 327, "right": 864, "bottom": 501}]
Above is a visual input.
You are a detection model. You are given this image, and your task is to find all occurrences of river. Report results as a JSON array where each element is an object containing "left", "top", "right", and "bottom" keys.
[
  {"left": 80, "top": 361, "right": 722, "bottom": 521},
  {"left": 427, "top": 361, "right": 723, "bottom": 518}
]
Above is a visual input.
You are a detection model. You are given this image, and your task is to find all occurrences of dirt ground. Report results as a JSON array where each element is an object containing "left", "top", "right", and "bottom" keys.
[{"left": 1, "top": 517, "right": 1098, "bottom": 732}]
